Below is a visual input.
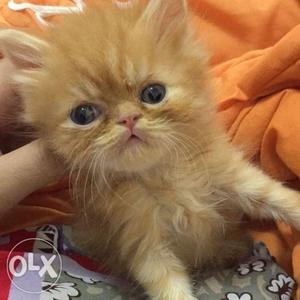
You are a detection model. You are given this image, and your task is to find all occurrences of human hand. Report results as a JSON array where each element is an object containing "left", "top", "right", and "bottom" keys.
[{"left": 0, "top": 140, "right": 65, "bottom": 214}]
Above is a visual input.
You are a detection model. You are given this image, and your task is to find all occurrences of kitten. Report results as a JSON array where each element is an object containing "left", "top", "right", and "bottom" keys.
[{"left": 1, "top": 0, "right": 300, "bottom": 299}]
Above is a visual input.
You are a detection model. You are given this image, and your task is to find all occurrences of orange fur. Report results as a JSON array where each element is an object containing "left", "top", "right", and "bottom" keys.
[{"left": 2, "top": 0, "right": 300, "bottom": 299}]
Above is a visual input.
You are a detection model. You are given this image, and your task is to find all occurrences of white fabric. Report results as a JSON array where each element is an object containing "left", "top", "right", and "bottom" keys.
[
  {"left": 7, "top": 0, "right": 85, "bottom": 26},
  {"left": 7, "top": 0, "right": 133, "bottom": 26}
]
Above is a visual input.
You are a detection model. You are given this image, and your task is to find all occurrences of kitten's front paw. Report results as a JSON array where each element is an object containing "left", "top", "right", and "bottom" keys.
[
  {"left": 272, "top": 190, "right": 300, "bottom": 230},
  {"left": 282, "top": 209, "right": 300, "bottom": 231},
  {"left": 288, "top": 215, "right": 300, "bottom": 231}
]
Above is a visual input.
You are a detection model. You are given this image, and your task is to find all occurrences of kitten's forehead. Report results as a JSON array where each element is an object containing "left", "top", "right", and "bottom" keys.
[
  {"left": 55, "top": 41, "right": 160, "bottom": 103},
  {"left": 46, "top": 5, "right": 177, "bottom": 87},
  {"left": 70, "top": 80, "right": 98, "bottom": 100},
  {"left": 42, "top": 2, "right": 202, "bottom": 106}
]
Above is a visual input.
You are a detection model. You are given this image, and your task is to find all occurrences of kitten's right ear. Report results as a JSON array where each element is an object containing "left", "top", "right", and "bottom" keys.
[{"left": 0, "top": 29, "right": 48, "bottom": 68}]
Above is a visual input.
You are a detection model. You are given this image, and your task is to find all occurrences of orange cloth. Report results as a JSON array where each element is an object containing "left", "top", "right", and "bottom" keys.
[{"left": 1, "top": 0, "right": 300, "bottom": 297}]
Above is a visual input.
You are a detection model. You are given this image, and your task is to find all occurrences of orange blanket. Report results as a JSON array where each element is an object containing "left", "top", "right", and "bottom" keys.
[{"left": 1, "top": 0, "right": 300, "bottom": 297}]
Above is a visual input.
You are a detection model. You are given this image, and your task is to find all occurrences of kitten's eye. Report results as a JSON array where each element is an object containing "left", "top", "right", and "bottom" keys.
[
  {"left": 70, "top": 104, "right": 100, "bottom": 125},
  {"left": 141, "top": 84, "right": 166, "bottom": 105}
]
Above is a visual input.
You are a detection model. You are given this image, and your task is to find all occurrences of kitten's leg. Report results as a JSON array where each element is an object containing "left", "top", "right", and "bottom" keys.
[
  {"left": 120, "top": 223, "right": 196, "bottom": 300},
  {"left": 223, "top": 154, "right": 300, "bottom": 228},
  {"left": 129, "top": 245, "right": 196, "bottom": 300}
]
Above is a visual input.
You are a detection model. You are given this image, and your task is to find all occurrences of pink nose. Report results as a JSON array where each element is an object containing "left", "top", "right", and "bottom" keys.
[{"left": 118, "top": 113, "right": 141, "bottom": 130}]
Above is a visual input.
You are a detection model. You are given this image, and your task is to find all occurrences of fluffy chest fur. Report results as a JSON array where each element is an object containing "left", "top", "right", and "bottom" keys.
[{"left": 75, "top": 161, "right": 246, "bottom": 272}]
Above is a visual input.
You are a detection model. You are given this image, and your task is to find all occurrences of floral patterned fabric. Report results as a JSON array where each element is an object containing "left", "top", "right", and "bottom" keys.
[
  {"left": 0, "top": 225, "right": 295, "bottom": 299},
  {"left": 193, "top": 243, "right": 295, "bottom": 299}
]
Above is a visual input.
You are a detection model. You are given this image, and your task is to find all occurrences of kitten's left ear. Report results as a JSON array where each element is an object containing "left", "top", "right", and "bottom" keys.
[
  {"left": 0, "top": 29, "right": 48, "bottom": 68},
  {"left": 139, "top": 0, "right": 188, "bottom": 39}
]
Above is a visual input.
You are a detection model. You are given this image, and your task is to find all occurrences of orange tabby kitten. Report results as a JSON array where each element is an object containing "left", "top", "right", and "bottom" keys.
[{"left": 1, "top": 0, "right": 300, "bottom": 299}]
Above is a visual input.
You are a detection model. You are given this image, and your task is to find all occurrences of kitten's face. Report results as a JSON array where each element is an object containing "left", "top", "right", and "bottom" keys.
[{"left": 17, "top": 0, "right": 212, "bottom": 173}]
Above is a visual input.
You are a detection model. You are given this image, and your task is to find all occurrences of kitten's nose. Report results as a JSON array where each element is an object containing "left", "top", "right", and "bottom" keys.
[{"left": 118, "top": 113, "right": 141, "bottom": 131}]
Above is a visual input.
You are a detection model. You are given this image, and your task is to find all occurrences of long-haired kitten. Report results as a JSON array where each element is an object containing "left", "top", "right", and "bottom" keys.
[{"left": 1, "top": 0, "right": 300, "bottom": 299}]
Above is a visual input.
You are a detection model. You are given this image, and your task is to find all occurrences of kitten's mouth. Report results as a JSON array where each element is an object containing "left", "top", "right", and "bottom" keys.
[
  {"left": 129, "top": 134, "right": 140, "bottom": 140},
  {"left": 126, "top": 134, "right": 143, "bottom": 145},
  {"left": 118, "top": 128, "right": 148, "bottom": 150},
  {"left": 120, "top": 130, "right": 146, "bottom": 148}
]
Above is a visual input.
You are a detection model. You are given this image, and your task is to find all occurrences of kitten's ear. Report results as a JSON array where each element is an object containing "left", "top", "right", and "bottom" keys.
[
  {"left": 0, "top": 29, "right": 48, "bottom": 68},
  {"left": 139, "top": 0, "right": 188, "bottom": 38}
]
